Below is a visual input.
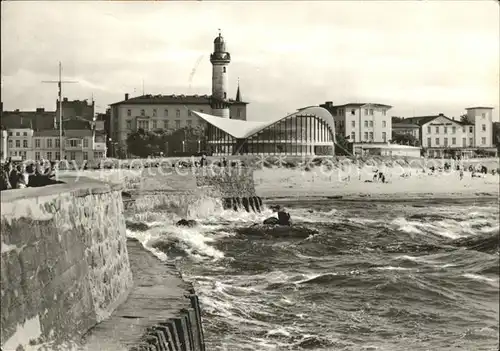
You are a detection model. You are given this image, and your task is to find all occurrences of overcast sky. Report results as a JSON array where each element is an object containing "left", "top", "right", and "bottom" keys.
[{"left": 1, "top": 1, "right": 499, "bottom": 122}]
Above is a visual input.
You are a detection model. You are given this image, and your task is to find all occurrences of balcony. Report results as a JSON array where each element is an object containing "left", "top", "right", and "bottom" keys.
[{"left": 93, "top": 142, "right": 107, "bottom": 151}]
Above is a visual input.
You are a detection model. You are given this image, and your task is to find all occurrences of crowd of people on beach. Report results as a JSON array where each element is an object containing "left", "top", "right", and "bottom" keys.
[{"left": 0, "top": 158, "right": 57, "bottom": 191}]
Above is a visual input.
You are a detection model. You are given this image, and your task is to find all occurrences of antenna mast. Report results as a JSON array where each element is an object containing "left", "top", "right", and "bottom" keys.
[{"left": 42, "top": 62, "right": 78, "bottom": 161}]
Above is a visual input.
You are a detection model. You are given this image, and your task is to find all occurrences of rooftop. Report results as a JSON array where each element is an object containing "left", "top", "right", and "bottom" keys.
[
  {"left": 321, "top": 102, "right": 393, "bottom": 109},
  {"left": 192, "top": 106, "right": 335, "bottom": 139},
  {"left": 465, "top": 107, "right": 494, "bottom": 110},
  {"left": 400, "top": 114, "right": 472, "bottom": 126},
  {"left": 392, "top": 123, "right": 419, "bottom": 128},
  {"left": 110, "top": 94, "right": 248, "bottom": 106}
]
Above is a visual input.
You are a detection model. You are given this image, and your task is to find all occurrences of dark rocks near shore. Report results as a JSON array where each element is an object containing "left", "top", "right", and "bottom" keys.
[
  {"left": 176, "top": 219, "right": 198, "bottom": 227},
  {"left": 126, "top": 221, "right": 150, "bottom": 232}
]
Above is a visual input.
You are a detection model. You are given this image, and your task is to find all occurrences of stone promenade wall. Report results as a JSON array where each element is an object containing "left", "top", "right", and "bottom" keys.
[{"left": 0, "top": 177, "right": 133, "bottom": 350}]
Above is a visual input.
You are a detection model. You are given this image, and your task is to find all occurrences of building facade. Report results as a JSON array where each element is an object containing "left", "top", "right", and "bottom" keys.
[
  {"left": 193, "top": 106, "right": 336, "bottom": 156},
  {"left": 392, "top": 123, "right": 420, "bottom": 141},
  {"left": 320, "top": 102, "right": 392, "bottom": 143},
  {"left": 398, "top": 109, "right": 496, "bottom": 158},
  {"left": 108, "top": 33, "right": 248, "bottom": 157}
]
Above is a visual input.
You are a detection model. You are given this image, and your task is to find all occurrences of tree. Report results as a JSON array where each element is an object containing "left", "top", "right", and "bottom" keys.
[
  {"left": 460, "top": 114, "right": 472, "bottom": 124},
  {"left": 391, "top": 132, "right": 419, "bottom": 146},
  {"left": 392, "top": 116, "right": 404, "bottom": 124},
  {"left": 126, "top": 128, "right": 158, "bottom": 158}
]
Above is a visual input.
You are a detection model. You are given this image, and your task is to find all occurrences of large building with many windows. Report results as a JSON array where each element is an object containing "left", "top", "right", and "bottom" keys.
[
  {"left": 397, "top": 107, "right": 497, "bottom": 158},
  {"left": 319, "top": 102, "right": 392, "bottom": 143},
  {"left": 192, "top": 106, "right": 336, "bottom": 156},
  {"left": 108, "top": 32, "right": 248, "bottom": 156}
]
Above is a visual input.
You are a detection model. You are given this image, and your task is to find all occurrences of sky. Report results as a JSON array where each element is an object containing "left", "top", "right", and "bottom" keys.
[{"left": 1, "top": 1, "right": 499, "bottom": 122}]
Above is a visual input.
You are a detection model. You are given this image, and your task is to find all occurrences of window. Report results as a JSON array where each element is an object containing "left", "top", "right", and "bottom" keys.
[
  {"left": 444, "top": 127, "right": 447, "bottom": 133},
  {"left": 351, "top": 109, "right": 356, "bottom": 115},
  {"left": 23, "top": 140, "right": 28, "bottom": 148},
  {"left": 164, "top": 109, "right": 169, "bottom": 117},
  {"left": 444, "top": 138, "right": 448, "bottom": 147},
  {"left": 435, "top": 126, "right": 439, "bottom": 134},
  {"left": 382, "top": 110, "right": 387, "bottom": 116},
  {"left": 188, "top": 110, "right": 192, "bottom": 117},
  {"left": 224, "top": 92, "right": 227, "bottom": 99},
  {"left": 364, "top": 132, "right": 368, "bottom": 140},
  {"left": 351, "top": 132, "right": 355, "bottom": 141},
  {"left": 481, "top": 137, "right": 486, "bottom": 145},
  {"left": 237, "top": 109, "right": 241, "bottom": 118},
  {"left": 55, "top": 152, "right": 60, "bottom": 160},
  {"left": 364, "top": 109, "right": 368, "bottom": 116},
  {"left": 47, "top": 152, "right": 52, "bottom": 160},
  {"left": 127, "top": 109, "right": 131, "bottom": 116},
  {"left": 8, "top": 132, "right": 12, "bottom": 136},
  {"left": 452, "top": 126, "right": 456, "bottom": 134},
  {"left": 427, "top": 126, "right": 431, "bottom": 134},
  {"left": 163, "top": 120, "right": 169, "bottom": 129},
  {"left": 482, "top": 113, "right": 486, "bottom": 118},
  {"left": 223, "top": 67, "right": 226, "bottom": 73},
  {"left": 469, "top": 138, "right": 473, "bottom": 146},
  {"left": 482, "top": 124, "right": 486, "bottom": 131},
  {"left": 176, "top": 109, "right": 180, "bottom": 118},
  {"left": 15, "top": 140, "right": 20, "bottom": 148},
  {"left": 23, "top": 132, "right": 27, "bottom": 136},
  {"left": 47, "top": 139, "right": 53, "bottom": 148},
  {"left": 427, "top": 138, "right": 431, "bottom": 146},
  {"left": 70, "top": 152, "right": 76, "bottom": 160},
  {"left": 55, "top": 139, "right": 60, "bottom": 148},
  {"left": 83, "top": 152, "right": 88, "bottom": 160},
  {"left": 462, "top": 127, "right": 466, "bottom": 133},
  {"left": 153, "top": 109, "right": 157, "bottom": 117},
  {"left": 83, "top": 138, "right": 89, "bottom": 148},
  {"left": 382, "top": 132, "right": 386, "bottom": 142},
  {"left": 469, "top": 126, "right": 473, "bottom": 133},
  {"left": 8, "top": 140, "right": 12, "bottom": 148},
  {"left": 153, "top": 120, "right": 158, "bottom": 129},
  {"left": 369, "top": 109, "right": 374, "bottom": 116},
  {"left": 462, "top": 138, "right": 466, "bottom": 147},
  {"left": 68, "top": 139, "right": 78, "bottom": 147},
  {"left": 35, "top": 152, "right": 40, "bottom": 160},
  {"left": 126, "top": 120, "right": 132, "bottom": 129},
  {"left": 351, "top": 121, "right": 355, "bottom": 127},
  {"left": 382, "top": 121, "right": 386, "bottom": 128},
  {"left": 435, "top": 138, "right": 440, "bottom": 145},
  {"left": 452, "top": 137, "right": 456, "bottom": 145},
  {"left": 187, "top": 120, "right": 192, "bottom": 126},
  {"left": 369, "top": 132, "right": 374, "bottom": 140},
  {"left": 369, "top": 121, "right": 373, "bottom": 127},
  {"left": 16, "top": 132, "right": 20, "bottom": 136},
  {"left": 140, "top": 109, "right": 145, "bottom": 116},
  {"left": 175, "top": 120, "right": 181, "bottom": 129},
  {"left": 364, "top": 121, "right": 368, "bottom": 127}
]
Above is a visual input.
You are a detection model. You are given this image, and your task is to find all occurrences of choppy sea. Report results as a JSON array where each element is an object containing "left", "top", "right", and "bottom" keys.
[{"left": 126, "top": 197, "right": 499, "bottom": 351}]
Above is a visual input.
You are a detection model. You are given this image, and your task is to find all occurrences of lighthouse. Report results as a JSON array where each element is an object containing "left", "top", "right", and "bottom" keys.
[{"left": 210, "top": 31, "right": 231, "bottom": 118}]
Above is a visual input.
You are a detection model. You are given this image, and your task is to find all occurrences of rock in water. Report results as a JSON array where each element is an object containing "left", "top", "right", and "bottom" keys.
[
  {"left": 176, "top": 219, "right": 198, "bottom": 227},
  {"left": 237, "top": 225, "right": 318, "bottom": 238},
  {"left": 125, "top": 221, "right": 150, "bottom": 232},
  {"left": 263, "top": 217, "right": 280, "bottom": 225}
]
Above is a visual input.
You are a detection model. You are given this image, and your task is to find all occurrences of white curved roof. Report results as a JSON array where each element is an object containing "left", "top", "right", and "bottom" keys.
[{"left": 191, "top": 106, "right": 336, "bottom": 139}]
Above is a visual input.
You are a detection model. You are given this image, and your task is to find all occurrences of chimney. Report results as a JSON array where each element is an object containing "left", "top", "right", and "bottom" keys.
[
  {"left": 439, "top": 113, "right": 444, "bottom": 116},
  {"left": 63, "top": 97, "right": 68, "bottom": 102},
  {"left": 326, "top": 101, "right": 333, "bottom": 107},
  {"left": 125, "top": 93, "right": 129, "bottom": 101},
  {"left": 36, "top": 107, "right": 44, "bottom": 113}
]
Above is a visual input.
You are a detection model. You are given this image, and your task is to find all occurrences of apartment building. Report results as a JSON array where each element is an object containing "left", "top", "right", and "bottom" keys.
[
  {"left": 319, "top": 102, "right": 392, "bottom": 143},
  {"left": 398, "top": 107, "right": 496, "bottom": 158},
  {"left": 108, "top": 93, "right": 247, "bottom": 155}
]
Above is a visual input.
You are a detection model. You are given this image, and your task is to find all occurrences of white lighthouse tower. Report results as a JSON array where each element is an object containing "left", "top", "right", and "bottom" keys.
[{"left": 210, "top": 31, "right": 231, "bottom": 118}]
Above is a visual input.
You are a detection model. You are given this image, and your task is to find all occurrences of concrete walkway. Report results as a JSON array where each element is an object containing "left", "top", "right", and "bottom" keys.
[{"left": 82, "top": 239, "right": 194, "bottom": 350}]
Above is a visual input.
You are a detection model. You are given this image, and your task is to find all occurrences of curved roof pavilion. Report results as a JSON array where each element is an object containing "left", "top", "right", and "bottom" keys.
[
  {"left": 191, "top": 106, "right": 336, "bottom": 156},
  {"left": 191, "top": 106, "right": 336, "bottom": 140}
]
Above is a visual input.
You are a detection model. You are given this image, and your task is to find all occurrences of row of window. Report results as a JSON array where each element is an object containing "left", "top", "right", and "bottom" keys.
[
  {"left": 129, "top": 119, "right": 203, "bottom": 130},
  {"left": 8, "top": 139, "right": 30, "bottom": 148},
  {"left": 7, "top": 138, "right": 94, "bottom": 149},
  {"left": 350, "top": 132, "right": 388, "bottom": 142},
  {"left": 125, "top": 108, "right": 243, "bottom": 118},
  {"left": 426, "top": 137, "right": 487, "bottom": 147},
  {"left": 9, "top": 150, "right": 105, "bottom": 161},
  {"left": 337, "top": 120, "right": 388, "bottom": 128},
  {"left": 426, "top": 125, "right": 482, "bottom": 134},
  {"left": 335, "top": 108, "right": 387, "bottom": 117},
  {"left": 6, "top": 131, "right": 29, "bottom": 137}
]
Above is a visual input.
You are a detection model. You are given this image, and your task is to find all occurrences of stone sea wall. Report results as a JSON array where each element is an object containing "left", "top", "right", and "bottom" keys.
[{"left": 0, "top": 177, "right": 133, "bottom": 350}]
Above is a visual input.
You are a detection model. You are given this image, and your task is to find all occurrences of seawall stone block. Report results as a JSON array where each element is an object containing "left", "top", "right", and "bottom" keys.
[{"left": 0, "top": 176, "right": 133, "bottom": 350}]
